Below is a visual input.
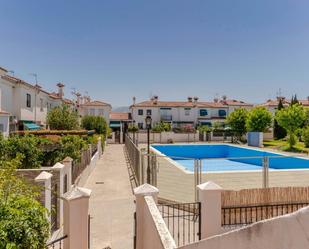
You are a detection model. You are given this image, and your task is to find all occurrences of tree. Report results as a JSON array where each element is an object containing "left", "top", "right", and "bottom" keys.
[
  {"left": 246, "top": 107, "right": 273, "bottom": 132},
  {"left": 152, "top": 122, "right": 172, "bottom": 132},
  {"left": 226, "top": 108, "right": 248, "bottom": 139},
  {"left": 0, "top": 157, "right": 49, "bottom": 248},
  {"left": 302, "top": 126, "right": 309, "bottom": 148},
  {"left": 274, "top": 98, "right": 287, "bottom": 139},
  {"left": 290, "top": 94, "right": 299, "bottom": 106},
  {"left": 81, "top": 115, "right": 108, "bottom": 136},
  {"left": 47, "top": 104, "right": 79, "bottom": 130},
  {"left": 275, "top": 104, "right": 307, "bottom": 148}
]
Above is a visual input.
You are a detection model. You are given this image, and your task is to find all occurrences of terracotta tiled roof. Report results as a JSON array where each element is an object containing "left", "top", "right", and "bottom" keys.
[
  {"left": 110, "top": 112, "right": 131, "bottom": 121},
  {"left": 63, "top": 98, "right": 74, "bottom": 105},
  {"left": 260, "top": 99, "right": 290, "bottom": 107},
  {"left": 0, "top": 66, "right": 8, "bottom": 72},
  {"left": 299, "top": 100, "right": 309, "bottom": 106},
  {"left": 132, "top": 101, "right": 226, "bottom": 108},
  {"left": 220, "top": 99, "right": 253, "bottom": 107},
  {"left": 82, "top": 100, "right": 111, "bottom": 107}
]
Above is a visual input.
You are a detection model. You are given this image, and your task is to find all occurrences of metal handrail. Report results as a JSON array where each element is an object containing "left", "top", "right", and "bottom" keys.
[{"left": 46, "top": 234, "right": 68, "bottom": 246}]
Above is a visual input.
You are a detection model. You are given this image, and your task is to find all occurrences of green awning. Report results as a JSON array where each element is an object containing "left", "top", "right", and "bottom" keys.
[
  {"left": 24, "top": 122, "right": 41, "bottom": 130},
  {"left": 110, "top": 123, "right": 121, "bottom": 128}
]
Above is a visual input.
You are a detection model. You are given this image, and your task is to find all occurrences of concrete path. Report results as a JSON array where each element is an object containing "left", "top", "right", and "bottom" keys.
[{"left": 85, "top": 144, "right": 135, "bottom": 249}]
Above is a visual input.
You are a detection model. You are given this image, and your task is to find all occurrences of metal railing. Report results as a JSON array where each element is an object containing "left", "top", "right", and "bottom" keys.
[
  {"left": 157, "top": 202, "right": 201, "bottom": 247},
  {"left": 46, "top": 235, "right": 68, "bottom": 249},
  {"left": 125, "top": 134, "right": 142, "bottom": 185},
  {"left": 222, "top": 202, "right": 309, "bottom": 228}
]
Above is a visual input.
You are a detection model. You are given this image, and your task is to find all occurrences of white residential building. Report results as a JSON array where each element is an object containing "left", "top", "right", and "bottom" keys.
[
  {"left": 78, "top": 96, "right": 112, "bottom": 124},
  {"left": 130, "top": 96, "right": 253, "bottom": 129},
  {"left": 0, "top": 66, "right": 74, "bottom": 132}
]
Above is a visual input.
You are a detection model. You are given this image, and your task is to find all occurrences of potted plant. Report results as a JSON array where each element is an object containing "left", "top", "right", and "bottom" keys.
[{"left": 246, "top": 107, "right": 272, "bottom": 147}]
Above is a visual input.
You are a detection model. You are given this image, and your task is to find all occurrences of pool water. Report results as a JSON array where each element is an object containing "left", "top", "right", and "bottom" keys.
[{"left": 151, "top": 144, "right": 309, "bottom": 172}]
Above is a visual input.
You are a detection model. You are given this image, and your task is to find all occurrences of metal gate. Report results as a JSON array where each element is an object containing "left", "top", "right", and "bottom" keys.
[{"left": 157, "top": 202, "right": 201, "bottom": 247}]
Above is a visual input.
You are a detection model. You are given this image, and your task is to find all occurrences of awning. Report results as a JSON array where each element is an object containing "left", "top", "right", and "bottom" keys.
[
  {"left": 110, "top": 123, "right": 121, "bottom": 128},
  {"left": 24, "top": 122, "right": 41, "bottom": 130}
]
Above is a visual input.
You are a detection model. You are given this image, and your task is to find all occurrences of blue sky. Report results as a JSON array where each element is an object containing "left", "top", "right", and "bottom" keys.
[{"left": 1, "top": 0, "right": 309, "bottom": 107}]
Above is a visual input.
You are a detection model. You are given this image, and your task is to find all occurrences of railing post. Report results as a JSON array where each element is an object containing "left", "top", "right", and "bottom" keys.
[
  {"left": 134, "top": 184, "right": 159, "bottom": 249},
  {"left": 63, "top": 186, "right": 91, "bottom": 249},
  {"left": 62, "top": 157, "right": 73, "bottom": 191},
  {"left": 197, "top": 181, "right": 223, "bottom": 239},
  {"left": 263, "top": 156, "right": 269, "bottom": 188},
  {"left": 35, "top": 171, "right": 53, "bottom": 223},
  {"left": 52, "top": 162, "right": 65, "bottom": 226}
]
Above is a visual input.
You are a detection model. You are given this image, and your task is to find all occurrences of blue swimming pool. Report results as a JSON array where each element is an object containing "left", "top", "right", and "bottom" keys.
[{"left": 151, "top": 144, "right": 309, "bottom": 172}]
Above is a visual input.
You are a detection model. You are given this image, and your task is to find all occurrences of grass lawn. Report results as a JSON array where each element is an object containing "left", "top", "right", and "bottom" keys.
[{"left": 263, "top": 139, "right": 309, "bottom": 155}]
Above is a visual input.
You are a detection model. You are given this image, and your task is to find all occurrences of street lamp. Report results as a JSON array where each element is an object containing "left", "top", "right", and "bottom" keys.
[{"left": 145, "top": 115, "right": 152, "bottom": 183}]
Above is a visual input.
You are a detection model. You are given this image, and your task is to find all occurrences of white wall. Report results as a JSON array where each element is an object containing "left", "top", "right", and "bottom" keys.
[
  {"left": 179, "top": 206, "right": 309, "bottom": 249},
  {"left": 80, "top": 105, "right": 111, "bottom": 124}
]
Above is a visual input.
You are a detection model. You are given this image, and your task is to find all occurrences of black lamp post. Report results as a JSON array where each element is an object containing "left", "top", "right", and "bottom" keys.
[{"left": 145, "top": 115, "right": 152, "bottom": 183}]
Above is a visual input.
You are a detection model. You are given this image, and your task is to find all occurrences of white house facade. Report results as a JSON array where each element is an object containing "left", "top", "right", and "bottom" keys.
[
  {"left": 78, "top": 100, "right": 112, "bottom": 124},
  {"left": 0, "top": 66, "right": 74, "bottom": 132},
  {"left": 130, "top": 96, "right": 253, "bottom": 129}
]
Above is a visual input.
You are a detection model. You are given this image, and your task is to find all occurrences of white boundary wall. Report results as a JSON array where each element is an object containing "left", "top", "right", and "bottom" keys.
[{"left": 130, "top": 131, "right": 199, "bottom": 143}]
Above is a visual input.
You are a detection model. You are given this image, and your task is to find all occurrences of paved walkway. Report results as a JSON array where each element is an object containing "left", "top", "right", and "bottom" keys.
[{"left": 85, "top": 144, "right": 135, "bottom": 249}]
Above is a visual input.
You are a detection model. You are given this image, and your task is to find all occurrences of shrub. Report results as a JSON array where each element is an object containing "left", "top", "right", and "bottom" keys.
[
  {"left": 274, "top": 98, "right": 287, "bottom": 139},
  {"left": 227, "top": 108, "right": 248, "bottom": 139},
  {"left": 152, "top": 122, "right": 172, "bottom": 132},
  {"left": 47, "top": 104, "right": 79, "bottom": 130},
  {"left": 197, "top": 125, "right": 212, "bottom": 133},
  {"left": 302, "top": 127, "right": 309, "bottom": 148},
  {"left": 81, "top": 115, "right": 108, "bottom": 136},
  {"left": 0, "top": 159, "right": 49, "bottom": 248},
  {"left": 128, "top": 124, "right": 139, "bottom": 133},
  {"left": 0, "top": 135, "right": 43, "bottom": 169},
  {"left": 276, "top": 104, "right": 307, "bottom": 148},
  {"left": 246, "top": 107, "right": 272, "bottom": 132},
  {"left": 53, "top": 135, "right": 87, "bottom": 163}
]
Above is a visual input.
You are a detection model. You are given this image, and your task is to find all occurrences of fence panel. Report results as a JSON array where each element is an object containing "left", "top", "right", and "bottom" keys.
[
  {"left": 125, "top": 134, "right": 142, "bottom": 185},
  {"left": 157, "top": 202, "right": 201, "bottom": 247},
  {"left": 222, "top": 202, "right": 309, "bottom": 229}
]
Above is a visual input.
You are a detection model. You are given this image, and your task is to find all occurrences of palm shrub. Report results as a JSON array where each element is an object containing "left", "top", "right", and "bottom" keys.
[
  {"left": 47, "top": 104, "right": 79, "bottom": 130},
  {"left": 275, "top": 104, "right": 307, "bottom": 148},
  {"left": 246, "top": 107, "right": 273, "bottom": 132},
  {"left": 226, "top": 108, "right": 248, "bottom": 140}
]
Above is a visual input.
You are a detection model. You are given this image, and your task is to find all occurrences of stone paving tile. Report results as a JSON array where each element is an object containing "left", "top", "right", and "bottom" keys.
[{"left": 85, "top": 144, "right": 135, "bottom": 249}]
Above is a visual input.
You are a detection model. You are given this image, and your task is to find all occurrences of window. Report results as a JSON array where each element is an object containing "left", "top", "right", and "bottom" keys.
[
  {"left": 138, "top": 109, "right": 143, "bottom": 115},
  {"left": 98, "top": 109, "right": 104, "bottom": 116},
  {"left": 138, "top": 122, "right": 143, "bottom": 129},
  {"left": 219, "top": 110, "right": 227, "bottom": 117},
  {"left": 200, "top": 109, "right": 208, "bottom": 116},
  {"left": 146, "top": 109, "right": 152, "bottom": 115},
  {"left": 26, "top": 93, "right": 31, "bottom": 108},
  {"left": 40, "top": 98, "right": 44, "bottom": 111},
  {"left": 184, "top": 108, "right": 191, "bottom": 116}
]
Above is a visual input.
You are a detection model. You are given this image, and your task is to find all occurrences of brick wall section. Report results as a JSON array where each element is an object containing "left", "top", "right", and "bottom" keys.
[{"left": 16, "top": 168, "right": 60, "bottom": 231}]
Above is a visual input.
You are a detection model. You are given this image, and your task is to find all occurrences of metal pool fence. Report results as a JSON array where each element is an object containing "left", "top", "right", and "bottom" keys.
[
  {"left": 221, "top": 201, "right": 309, "bottom": 229},
  {"left": 124, "top": 138, "right": 309, "bottom": 203}
]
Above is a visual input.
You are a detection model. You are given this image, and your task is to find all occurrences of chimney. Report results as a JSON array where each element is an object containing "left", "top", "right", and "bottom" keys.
[
  {"left": 307, "top": 96, "right": 309, "bottom": 101},
  {"left": 133, "top": 96, "right": 136, "bottom": 105},
  {"left": 214, "top": 97, "right": 219, "bottom": 103},
  {"left": 193, "top": 96, "right": 199, "bottom": 104},
  {"left": 56, "top": 82, "right": 65, "bottom": 99},
  {"left": 222, "top": 95, "right": 227, "bottom": 101},
  {"left": 153, "top": 95, "right": 158, "bottom": 104},
  {"left": 187, "top": 96, "right": 193, "bottom": 102}
]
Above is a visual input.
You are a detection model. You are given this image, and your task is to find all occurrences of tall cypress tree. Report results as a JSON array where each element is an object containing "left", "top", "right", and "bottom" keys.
[
  {"left": 290, "top": 94, "right": 299, "bottom": 106},
  {"left": 274, "top": 98, "right": 287, "bottom": 139}
]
